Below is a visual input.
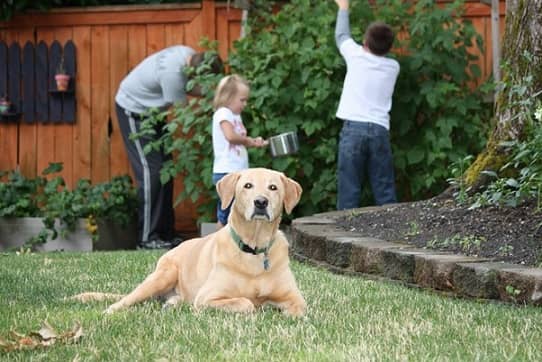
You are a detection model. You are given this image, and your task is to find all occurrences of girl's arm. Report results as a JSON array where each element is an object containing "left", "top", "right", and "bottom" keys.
[{"left": 220, "top": 121, "right": 266, "bottom": 147}]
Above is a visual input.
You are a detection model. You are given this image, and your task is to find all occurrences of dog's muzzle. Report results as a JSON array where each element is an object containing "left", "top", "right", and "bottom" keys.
[{"left": 252, "top": 196, "right": 270, "bottom": 220}]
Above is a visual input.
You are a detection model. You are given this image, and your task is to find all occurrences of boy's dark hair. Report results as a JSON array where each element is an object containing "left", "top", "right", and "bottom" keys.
[
  {"left": 189, "top": 51, "right": 224, "bottom": 75},
  {"left": 364, "top": 22, "right": 394, "bottom": 56}
]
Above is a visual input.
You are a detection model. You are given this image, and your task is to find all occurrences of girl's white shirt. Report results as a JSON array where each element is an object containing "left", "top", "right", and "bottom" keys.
[{"left": 212, "top": 106, "right": 249, "bottom": 173}]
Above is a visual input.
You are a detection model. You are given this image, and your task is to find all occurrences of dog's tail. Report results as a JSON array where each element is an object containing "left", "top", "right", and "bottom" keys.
[{"left": 69, "top": 292, "right": 124, "bottom": 303}]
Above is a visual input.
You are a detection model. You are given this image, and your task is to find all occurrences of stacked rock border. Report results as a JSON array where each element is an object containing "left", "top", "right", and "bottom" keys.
[{"left": 290, "top": 208, "right": 542, "bottom": 306}]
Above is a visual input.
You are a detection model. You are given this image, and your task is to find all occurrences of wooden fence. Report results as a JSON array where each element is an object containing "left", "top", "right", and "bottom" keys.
[{"left": 0, "top": 1, "right": 505, "bottom": 233}]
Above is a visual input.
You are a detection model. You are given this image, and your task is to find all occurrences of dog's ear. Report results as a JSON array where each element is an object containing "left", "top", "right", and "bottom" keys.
[
  {"left": 281, "top": 174, "right": 302, "bottom": 214},
  {"left": 216, "top": 172, "right": 241, "bottom": 210}
]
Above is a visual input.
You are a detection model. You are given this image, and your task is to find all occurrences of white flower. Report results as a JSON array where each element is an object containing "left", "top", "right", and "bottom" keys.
[{"left": 535, "top": 106, "right": 542, "bottom": 122}]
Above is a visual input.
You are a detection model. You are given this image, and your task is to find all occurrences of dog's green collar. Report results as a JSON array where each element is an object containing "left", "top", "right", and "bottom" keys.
[{"left": 229, "top": 226, "right": 275, "bottom": 270}]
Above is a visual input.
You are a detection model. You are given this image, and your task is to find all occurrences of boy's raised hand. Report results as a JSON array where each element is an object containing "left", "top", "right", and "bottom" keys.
[{"left": 334, "top": 0, "right": 349, "bottom": 10}]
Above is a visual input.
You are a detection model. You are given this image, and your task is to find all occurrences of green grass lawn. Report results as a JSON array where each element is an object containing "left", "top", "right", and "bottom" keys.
[{"left": 1, "top": 250, "right": 541, "bottom": 361}]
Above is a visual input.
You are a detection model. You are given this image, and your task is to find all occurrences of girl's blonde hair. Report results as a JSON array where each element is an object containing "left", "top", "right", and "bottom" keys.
[{"left": 213, "top": 74, "right": 250, "bottom": 110}]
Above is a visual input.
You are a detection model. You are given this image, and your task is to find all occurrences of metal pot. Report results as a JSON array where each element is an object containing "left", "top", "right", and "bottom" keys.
[{"left": 268, "top": 131, "right": 299, "bottom": 157}]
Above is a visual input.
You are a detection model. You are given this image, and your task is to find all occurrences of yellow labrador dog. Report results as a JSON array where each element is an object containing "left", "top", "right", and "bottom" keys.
[{"left": 72, "top": 168, "right": 306, "bottom": 317}]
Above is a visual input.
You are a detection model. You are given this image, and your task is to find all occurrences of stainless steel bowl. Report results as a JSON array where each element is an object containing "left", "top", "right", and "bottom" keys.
[{"left": 268, "top": 131, "right": 299, "bottom": 157}]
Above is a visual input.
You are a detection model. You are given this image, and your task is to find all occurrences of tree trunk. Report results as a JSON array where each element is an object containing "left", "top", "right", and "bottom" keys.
[{"left": 464, "top": 0, "right": 542, "bottom": 189}]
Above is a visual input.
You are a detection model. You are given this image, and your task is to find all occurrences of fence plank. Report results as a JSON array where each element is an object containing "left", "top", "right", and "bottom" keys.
[
  {"left": 8, "top": 43, "right": 21, "bottom": 115},
  {"left": 22, "top": 41, "right": 35, "bottom": 123},
  {"left": 216, "top": 8, "right": 242, "bottom": 61},
  {"left": 184, "top": 10, "right": 202, "bottom": 50},
  {"left": 35, "top": 41, "right": 48, "bottom": 122},
  {"left": 128, "top": 25, "right": 147, "bottom": 70},
  {"left": 0, "top": 42, "right": 6, "bottom": 100},
  {"left": 0, "top": 7, "right": 201, "bottom": 28},
  {"left": 18, "top": 30, "right": 38, "bottom": 178},
  {"left": 36, "top": 30, "right": 55, "bottom": 176},
  {"left": 146, "top": 24, "right": 165, "bottom": 55},
  {"left": 201, "top": 0, "right": 216, "bottom": 41},
  {"left": 54, "top": 28, "right": 74, "bottom": 188},
  {"left": 90, "top": 25, "right": 111, "bottom": 183},
  {"left": 124, "top": 24, "right": 147, "bottom": 183},
  {"left": 49, "top": 40, "right": 63, "bottom": 122},
  {"left": 164, "top": 23, "right": 184, "bottom": 46},
  {"left": 0, "top": 31, "right": 18, "bottom": 171},
  {"left": 63, "top": 40, "right": 76, "bottom": 122},
  {"left": 109, "top": 25, "right": 130, "bottom": 177},
  {"left": 72, "top": 26, "right": 92, "bottom": 181}
]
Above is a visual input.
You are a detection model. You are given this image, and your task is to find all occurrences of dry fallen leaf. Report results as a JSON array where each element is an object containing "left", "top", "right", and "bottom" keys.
[
  {"left": 0, "top": 321, "right": 83, "bottom": 352},
  {"left": 35, "top": 321, "right": 58, "bottom": 340}
]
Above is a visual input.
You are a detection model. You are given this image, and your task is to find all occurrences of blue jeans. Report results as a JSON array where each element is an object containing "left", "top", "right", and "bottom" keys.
[
  {"left": 212, "top": 173, "right": 232, "bottom": 225},
  {"left": 337, "top": 120, "right": 397, "bottom": 210}
]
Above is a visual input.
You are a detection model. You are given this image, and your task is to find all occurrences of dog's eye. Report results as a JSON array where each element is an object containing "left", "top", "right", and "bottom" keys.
[
  {"left": 244, "top": 183, "right": 253, "bottom": 189},
  {"left": 269, "top": 184, "right": 277, "bottom": 191}
]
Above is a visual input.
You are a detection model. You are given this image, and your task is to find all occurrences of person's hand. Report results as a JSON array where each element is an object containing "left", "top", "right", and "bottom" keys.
[
  {"left": 334, "top": 0, "right": 349, "bottom": 10},
  {"left": 253, "top": 136, "right": 268, "bottom": 148}
]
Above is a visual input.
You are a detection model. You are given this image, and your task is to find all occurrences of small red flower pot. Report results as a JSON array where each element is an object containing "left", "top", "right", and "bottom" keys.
[{"left": 55, "top": 74, "right": 70, "bottom": 91}]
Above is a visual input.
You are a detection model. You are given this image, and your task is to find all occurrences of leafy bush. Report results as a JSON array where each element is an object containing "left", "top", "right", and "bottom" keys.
[
  {"left": 449, "top": 56, "right": 542, "bottom": 210},
  {"left": 0, "top": 163, "right": 138, "bottom": 244},
  {"left": 390, "top": 0, "right": 492, "bottom": 199},
  {"left": 469, "top": 104, "right": 542, "bottom": 209},
  {"left": 145, "top": 0, "right": 492, "bottom": 222}
]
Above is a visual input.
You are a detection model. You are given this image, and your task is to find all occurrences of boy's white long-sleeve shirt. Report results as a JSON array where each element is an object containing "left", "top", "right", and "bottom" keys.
[{"left": 335, "top": 9, "right": 399, "bottom": 130}]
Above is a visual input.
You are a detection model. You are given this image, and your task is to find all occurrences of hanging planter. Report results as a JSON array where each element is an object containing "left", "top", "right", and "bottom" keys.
[
  {"left": 54, "top": 56, "right": 70, "bottom": 91},
  {"left": 54, "top": 73, "right": 70, "bottom": 91}
]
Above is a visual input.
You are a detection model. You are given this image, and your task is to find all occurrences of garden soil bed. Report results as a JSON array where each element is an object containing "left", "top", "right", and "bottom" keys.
[{"left": 336, "top": 195, "right": 542, "bottom": 267}]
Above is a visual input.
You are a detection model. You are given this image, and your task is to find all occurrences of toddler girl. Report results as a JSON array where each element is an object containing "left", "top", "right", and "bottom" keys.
[{"left": 212, "top": 74, "right": 267, "bottom": 228}]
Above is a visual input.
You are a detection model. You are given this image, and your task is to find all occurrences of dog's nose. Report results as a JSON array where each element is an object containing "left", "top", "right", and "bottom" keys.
[{"left": 254, "top": 197, "right": 268, "bottom": 210}]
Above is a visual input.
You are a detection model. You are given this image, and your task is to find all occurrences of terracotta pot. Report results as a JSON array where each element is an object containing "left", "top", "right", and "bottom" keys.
[{"left": 55, "top": 74, "right": 70, "bottom": 91}]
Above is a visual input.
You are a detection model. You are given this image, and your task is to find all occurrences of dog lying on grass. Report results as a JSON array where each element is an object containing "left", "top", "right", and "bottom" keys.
[{"left": 72, "top": 168, "right": 306, "bottom": 317}]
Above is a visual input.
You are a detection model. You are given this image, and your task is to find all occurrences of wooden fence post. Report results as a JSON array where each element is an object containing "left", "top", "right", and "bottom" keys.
[{"left": 201, "top": 0, "right": 216, "bottom": 41}]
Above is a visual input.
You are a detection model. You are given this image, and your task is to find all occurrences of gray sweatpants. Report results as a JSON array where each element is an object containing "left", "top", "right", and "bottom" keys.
[{"left": 115, "top": 103, "right": 174, "bottom": 243}]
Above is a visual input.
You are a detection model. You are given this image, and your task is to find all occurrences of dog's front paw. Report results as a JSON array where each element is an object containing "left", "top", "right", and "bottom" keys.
[{"left": 284, "top": 302, "right": 306, "bottom": 318}]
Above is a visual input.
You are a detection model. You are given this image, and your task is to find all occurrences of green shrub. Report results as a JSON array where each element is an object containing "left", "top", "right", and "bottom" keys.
[
  {"left": 146, "top": 0, "right": 492, "bottom": 222},
  {"left": 449, "top": 56, "right": 542, "bottom": 210},
  {"left": 0, "top": 162, "right": 138, "bottom": 245},
  {"left": 390, "top": 0, "right": 492, "bottom": 199},
  {"left": 470, "top": 105, "right": 542, "bottom": 209}
]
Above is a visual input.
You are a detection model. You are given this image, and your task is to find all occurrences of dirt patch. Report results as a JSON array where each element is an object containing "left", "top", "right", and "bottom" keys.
[{"left": 336, "top": 196, "right": 542, "bottom": 267}]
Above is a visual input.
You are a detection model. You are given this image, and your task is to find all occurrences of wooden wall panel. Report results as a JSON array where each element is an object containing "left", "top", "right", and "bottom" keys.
[
  {"left": 146, "top": 24, "right": 166, "bottom": 55},
  {"left": 464, "top": 1, "right": 506, "bottom": 84},
  {"left": 18, "top": 29, "right": 37, "bottom": 178},
  {"left": 0, "top": 30, "right": 18, "bottom": 172},
  {"left": 109, "top": 25, "right": 130, "bottom": 178},
  {"left": 35, "top": 29, "right": 55, "bottom": 177},
  {"left": 53, "top": 27, "right": 75, "bottom": 187},
  {"left": 216, "top": 8, "right": 232, "bottom": 61},
  {"left": 127, "top": 25, "right": 147, "bottom": 73},
  {"left": 73, "top": 26, "right": 92, "bottom": 182},
  {"left": 164, "top": 24, "right": 185, "bottom": 46},
  {"left": 90, "top": 25, "right": 111, "bottom": 183},
  {"left": 184, "top": 11, "right": 203, "bottom": 50}
]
